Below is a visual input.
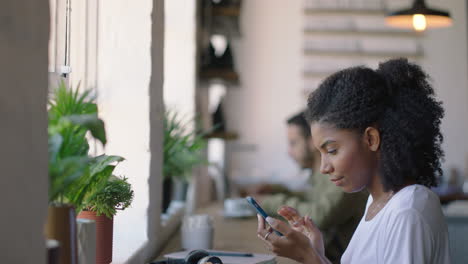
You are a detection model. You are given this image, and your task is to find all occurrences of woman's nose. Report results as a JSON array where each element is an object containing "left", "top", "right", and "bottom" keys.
[{"left": 320, "top": 159, "right": 333, "bottom": 174}]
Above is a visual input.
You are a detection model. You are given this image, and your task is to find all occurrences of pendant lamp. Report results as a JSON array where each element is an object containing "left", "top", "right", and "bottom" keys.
[{"left": 385, "top": 0, "right": 452, "bottom": 31}]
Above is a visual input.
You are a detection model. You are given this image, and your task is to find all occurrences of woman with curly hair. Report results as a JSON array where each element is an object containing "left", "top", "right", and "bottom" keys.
[{"left": 256, "top": 58, "right": 450, "bottom": 263}]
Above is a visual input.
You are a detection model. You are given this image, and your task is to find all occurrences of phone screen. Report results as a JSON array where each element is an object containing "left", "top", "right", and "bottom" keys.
[{"left": 246, "top": 196, "right": 283, "bottom": 236}]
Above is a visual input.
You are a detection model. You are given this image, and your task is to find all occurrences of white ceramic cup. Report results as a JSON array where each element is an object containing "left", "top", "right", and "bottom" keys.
[
  {"left": 181, "top": 226, "right": 214, "bottom": 250},
  {"left": 181, "top": 214, "right": 214, "bottom": 250},
  {"left": 224, "top": 198, "right": 254, "bottom": 214}
]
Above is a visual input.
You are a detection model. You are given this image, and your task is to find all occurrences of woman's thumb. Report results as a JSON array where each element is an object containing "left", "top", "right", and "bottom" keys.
[{"left": 304, "top": 216, "right": 320, "bottom": 233}]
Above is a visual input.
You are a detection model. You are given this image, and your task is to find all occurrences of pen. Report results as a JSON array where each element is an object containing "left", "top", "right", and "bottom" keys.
[{"left": 207, "top": 251, "right": 254, "bottom": 257}]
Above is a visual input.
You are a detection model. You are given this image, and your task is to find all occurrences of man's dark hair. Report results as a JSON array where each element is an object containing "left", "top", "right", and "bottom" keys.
[
  {"left": 305, "top": 58, "right": 444, "bottom": 192},
  {"left": 287, "top": 111, "right": 311, "bottom": 138}
]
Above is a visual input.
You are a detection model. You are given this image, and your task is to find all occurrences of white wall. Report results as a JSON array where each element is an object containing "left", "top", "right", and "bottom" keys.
[
  {"left": 164, "top": 0, "right": 196, "bottom": 116},
  {"left": 227, "top": 0, "right": 468, "bottom": 185},
  {"left": 0, "top": 0, "right": 49, "bottom": 262},
  {"left": 97, "top": 0, "right": 164, "bottom": 262},
  {"left": 226, "top": 0, "right": 304, "bottom": 184}
]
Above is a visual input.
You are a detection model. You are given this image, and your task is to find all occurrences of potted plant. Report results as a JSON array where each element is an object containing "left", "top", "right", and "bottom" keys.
[
  {"left": 46, "top": 82, "right": 122, "bottom": 264},
  {"left": 163, "top": 110, "right": 208, "bottom": 212},
  {"left": 78, "top": 175, "right": 134, "bottom": 264}
]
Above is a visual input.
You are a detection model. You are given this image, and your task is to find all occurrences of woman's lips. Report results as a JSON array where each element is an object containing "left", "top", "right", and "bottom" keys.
[{"left": 330, "top": 176, "right": 345, "bottom": 186}]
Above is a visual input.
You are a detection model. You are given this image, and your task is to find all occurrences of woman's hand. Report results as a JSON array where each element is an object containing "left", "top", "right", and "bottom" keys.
[
  {"left": 277, "top": 205, "right": 302, "bottom": 223},
  {"left": 256, "top": 214, "right": 330, "bottom": 264},
  {"left": 277, "top": 206, "right": 325, "bottom": 257}
]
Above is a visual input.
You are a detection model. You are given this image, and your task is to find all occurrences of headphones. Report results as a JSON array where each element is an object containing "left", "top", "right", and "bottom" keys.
[
  {"left": 152, "top": 250, "right": 223, "bottom": 264},
  {"left": 185, "top": 250, "right": 223, "bottom": 264}
]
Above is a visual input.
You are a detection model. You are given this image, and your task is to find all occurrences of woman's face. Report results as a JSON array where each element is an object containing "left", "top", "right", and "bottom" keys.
[{"left": 310, "top": 122, "right": 379, "bottom": 193}]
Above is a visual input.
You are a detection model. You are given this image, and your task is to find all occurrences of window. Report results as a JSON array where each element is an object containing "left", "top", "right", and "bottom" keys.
[
  {"left": 48, "top": 0, "right": 98, "bottom": 90},
  {"left": 48, "top": 1, "right": 167, "bottom": 262}
]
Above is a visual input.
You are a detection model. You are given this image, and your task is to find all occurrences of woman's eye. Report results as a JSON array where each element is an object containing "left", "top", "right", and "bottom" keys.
[{"left": 327, "top": 149, "right": 337, "bottom": 155}]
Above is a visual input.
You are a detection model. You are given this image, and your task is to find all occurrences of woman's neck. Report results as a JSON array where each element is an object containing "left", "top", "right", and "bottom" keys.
[
  {"left": 367, "top": 175, "right": 416, "bottom": 201},
  {"left": 367, "top": 173, "right": 391, "bottom": 201}
]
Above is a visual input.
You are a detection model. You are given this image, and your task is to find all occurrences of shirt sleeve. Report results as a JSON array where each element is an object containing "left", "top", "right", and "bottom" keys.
[{"left": 382, "top": 209, "right": 433, "bottom": 263}]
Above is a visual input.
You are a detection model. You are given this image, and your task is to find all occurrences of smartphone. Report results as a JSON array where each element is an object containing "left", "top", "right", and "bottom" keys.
[{"left": 245, "top": 196, "right": 283, "bottom": 236}]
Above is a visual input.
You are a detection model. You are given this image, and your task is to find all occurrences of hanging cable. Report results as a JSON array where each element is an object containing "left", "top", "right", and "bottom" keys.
[{"left": 63, "top": 0, "right": 71, "bottom": 77}]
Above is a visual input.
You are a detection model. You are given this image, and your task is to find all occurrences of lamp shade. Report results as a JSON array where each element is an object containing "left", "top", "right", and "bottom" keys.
[{"left": 386, "top": 0, "right": 452, "bottom": 31}]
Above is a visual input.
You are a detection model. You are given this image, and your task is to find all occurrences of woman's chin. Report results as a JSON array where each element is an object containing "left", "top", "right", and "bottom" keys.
[{"left": 342, "top": 184, "right": 366, "bottom": 193}]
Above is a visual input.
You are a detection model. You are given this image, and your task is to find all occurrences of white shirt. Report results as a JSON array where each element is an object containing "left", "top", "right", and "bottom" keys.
[{"left": 341, "top": 184, "right": 450, "bottom": 264}]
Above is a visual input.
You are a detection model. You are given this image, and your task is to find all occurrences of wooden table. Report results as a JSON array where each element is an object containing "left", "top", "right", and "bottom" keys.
[{"left": 155, "top": 203, "right": 297, "bottom": 264}]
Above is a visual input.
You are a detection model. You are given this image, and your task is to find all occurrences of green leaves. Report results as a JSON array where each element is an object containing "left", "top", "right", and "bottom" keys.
[
  {"left": 48, "top": 81, "right": 106, "bottom": 158},
  {"left": 64, "top": 114, "right": 106, "bottom": 146},
  {"left": 90, "top": 155, "right": 124, "bottom": 176},
  {"left": 163, "top": 110, "right": 208, "bottom": 181},
  {"left": 48, "top": 81, "right": 98, "bottom": 125},
  {"left": 48, "top": 82, "right": 109, "bottom": 208},
  {"left": 78, "top": 155, "right": 126, "bottom": 212},
  {"left": 69, "top": 162, "right": 115, "bottom": 212},
  {"left": 83, "top": 176, "right": 134, "bottom": 218},
  {"left": 47, "top": 81, "right": 132, "bottom": 215},
  {"left": 48, "top": 156, "right": 90, "bottom": 204}
]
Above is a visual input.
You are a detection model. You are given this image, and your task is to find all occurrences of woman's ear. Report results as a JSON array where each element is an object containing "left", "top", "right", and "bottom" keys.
[{"left": 364, "top": 127, "right": 380, "bottom": 151}]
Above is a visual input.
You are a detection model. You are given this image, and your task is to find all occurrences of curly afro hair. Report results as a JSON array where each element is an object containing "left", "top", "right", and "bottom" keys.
[{"left": 305, "top": 58, "right": 444, "bottom": 192}]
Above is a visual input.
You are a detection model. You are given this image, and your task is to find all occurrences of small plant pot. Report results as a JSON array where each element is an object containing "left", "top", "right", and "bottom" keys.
[
  {"left": 45, "top": 205, "right": 78, "bottom": 264},
  {"left": 77, "top": 211, "right": 113, "bottom": 264},
  {"left": 173, "top": 178, "right": 189, "bottom": 201}
]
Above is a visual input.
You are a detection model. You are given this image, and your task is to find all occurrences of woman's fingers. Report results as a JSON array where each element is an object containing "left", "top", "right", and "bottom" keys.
[
  {"left": 277, "top": 206, "right": 305, "bottom": 234},
  {"left": 278, "top": 205, "right": 299, "bottom": 215},
  {"left": 257, "top": 214, "right": 275, "bottom": 250},
  {"left": 291, "top": 217, "right": 306, "bottom": 232},
  {"left": 304, "top": 215, "right": 320, "bottom": 234},
  {"left": 257, "top": 215, "right": 273, "bottom": 239},
  {"left": 258, "top": 226, "right": 274, "bottom": 241},
  {"left": 277, "top": 206, "right": 302, "bottom": 223},
  {"left": 265, "top": 216, "right": 292, "bottom": 236},
  {"left": 257, "top": 214, "right": 265, "bottom": 231},
  {"left": 256, "top": 213, "right": 327, "bottom": 263},
  {"left": 302, "top": 216, "right": 326, "bottom": 257},
  {"left": 266, "top": 223, "right": 317, "bottom": 262}
]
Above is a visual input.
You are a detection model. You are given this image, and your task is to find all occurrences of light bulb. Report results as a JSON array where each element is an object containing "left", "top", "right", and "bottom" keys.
[{"left": 413, "top": 14, "right": 427, "bottom": 31}]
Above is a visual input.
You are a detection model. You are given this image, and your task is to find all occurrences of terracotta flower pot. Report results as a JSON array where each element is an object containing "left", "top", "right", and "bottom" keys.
[
  {"left": 77, "top": 211, "right": 113, "bottom": 264},
  {"left": 45, "top": 205, "right": 78, "bottom": 264}
]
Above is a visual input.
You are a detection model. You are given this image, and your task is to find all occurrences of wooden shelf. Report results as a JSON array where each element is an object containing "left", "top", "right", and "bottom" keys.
[
  {"left": 212, "top": 6, "right": 241, "bottom": 17},
  {"left": 304, "top": 8, "right": 385, "bottom": 16},
  {"left": 304, "top": 29, "right": 423, "bottom": 38},
  {"left": 304, "top": 49, "right": 423, "bottom": 59},
  {"left": 200, "top": 69, "right": 239, "bottom": 82},
  {"left": 204, "top": 131, "right": 239, "bottom": 140}
]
